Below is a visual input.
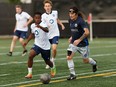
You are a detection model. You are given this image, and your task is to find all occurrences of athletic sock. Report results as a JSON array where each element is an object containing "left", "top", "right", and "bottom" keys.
[
  {"left": 67, "top": 59, "right": 75, "bottom": 75},
  {"left": 51, "top": 58, "right": 55, "bottom": 66},
  {"left": 89, "top": 58, "right": 96, "bottom": 65},
  {"left": 28, "top": 68, "right": 32, "bottom": 74}
]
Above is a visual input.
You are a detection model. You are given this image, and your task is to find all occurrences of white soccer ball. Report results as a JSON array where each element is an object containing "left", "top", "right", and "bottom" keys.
[{"left": 40, "top": 73, "right": 51, "bottom": 84}]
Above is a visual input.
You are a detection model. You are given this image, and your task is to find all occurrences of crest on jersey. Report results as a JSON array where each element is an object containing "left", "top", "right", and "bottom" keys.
[
  {"left": 49, "top": 19, "right": 54, "bottom": 24},
  {"left": 52, "top": 14, "right": 55, "bottom": 17},
  {"left": 75, "top": 23, "right": 78, "bottom": 27}
]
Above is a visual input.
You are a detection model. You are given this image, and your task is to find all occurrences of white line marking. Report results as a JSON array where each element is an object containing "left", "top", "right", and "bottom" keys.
[
  {"left": 0, "top": 68, "right": 116, "bottom": 87},
  {"left": 0, "top": 52, "right": 116, "bottom": 66},
  {"left": 103, "top": 74, "right": 116, "bottom": 78},
  {"left": 0, "top": 74, "right": 10, "bottom": 77}
]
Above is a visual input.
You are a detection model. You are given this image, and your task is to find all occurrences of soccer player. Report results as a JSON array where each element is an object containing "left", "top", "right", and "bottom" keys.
[
  {"left": 24, "top": 12, "right": 56, "bottom": 78},
  {"left": 66, "top": 7, "right": 97, "bottom": 80},
  {"left": 42, "top": 0, "right": 65, "bottom": 69},
  {"left": 7, "top": 5, "right": 33, "bottom": 56}
]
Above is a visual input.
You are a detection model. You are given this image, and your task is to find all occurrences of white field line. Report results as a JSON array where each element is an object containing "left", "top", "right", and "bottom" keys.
[
  {"left": 0, "top": 52, "right": 116, "bottom": 66},
  {"left": 0, "top": 45, "right": 116, "bottom": 56},
  {"left": 0, "top": 68, "right": 116, "bottom": 87},
  {"left": 0, "top": 45, "right": 116, "bottom": 50},
  {"left": 103, "top": 74, "right": 116, "bottom": 78},
  {"left": 0, "top": 74, "right": 10, "bottom": 77}
]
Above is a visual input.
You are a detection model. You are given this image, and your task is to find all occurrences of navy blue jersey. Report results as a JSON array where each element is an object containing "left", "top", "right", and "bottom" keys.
[{"left": 69, "top": 16, "right": 89, "bottom": 47}]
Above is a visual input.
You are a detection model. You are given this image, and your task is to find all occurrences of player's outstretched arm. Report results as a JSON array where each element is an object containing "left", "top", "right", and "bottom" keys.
[
  {"left": 23, "top": 33, "right": 34, "bottom": 46},
  {"left": 36, "top": 24, "right": 49, "bottom": 32},
  {"left": 57, "top": 18, "right": 65, "bottom": 30}
]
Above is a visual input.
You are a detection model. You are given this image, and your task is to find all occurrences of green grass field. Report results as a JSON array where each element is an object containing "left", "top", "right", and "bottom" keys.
[{"left": 0, "top": 38, "right": 116, "bottom": 87}]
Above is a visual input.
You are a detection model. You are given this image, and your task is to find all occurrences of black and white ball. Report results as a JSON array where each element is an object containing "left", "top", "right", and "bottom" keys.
[{"left": 40, "top": 73, "right": 51, "bottom": 84}]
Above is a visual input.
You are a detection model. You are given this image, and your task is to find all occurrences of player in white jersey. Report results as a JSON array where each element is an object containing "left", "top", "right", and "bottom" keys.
[
  {"left": 7, "top": 5, "right": 33, "bottom": 56},
  {"left": 24, "top": 12, "right": 56, "bottom": 78},
  {"left": 42, "top": 0, "right": 65, "bottom": 69}
]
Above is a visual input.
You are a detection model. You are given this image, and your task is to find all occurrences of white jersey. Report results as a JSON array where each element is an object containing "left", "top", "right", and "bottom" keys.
[
  {"left": 42, "top": 10, "right": 59, "bottom": 39},
  {"left": 15, "top": 11, "right": 31, "bottom": 32},
  {"left": 31, "top": 22, "right": 50, "bottom": 50}
]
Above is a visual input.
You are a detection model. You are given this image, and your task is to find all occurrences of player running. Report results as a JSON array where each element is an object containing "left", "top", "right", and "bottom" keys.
[
  {"left": 7, "top": 5, "right": 33, "bottom": 56},
  {"left": 42, "top": 0, "right": 65, "bottom": 69},
  {"left": 24, "top": 12, "right": 56, "bottom": 78},
  {"left": 66, "top": 7, "right": 97, "bottom": 80}
]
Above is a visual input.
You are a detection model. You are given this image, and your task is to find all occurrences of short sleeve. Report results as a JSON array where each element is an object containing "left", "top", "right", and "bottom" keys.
[
  {"left": 30, "top": 24, "right": 35, "bottom": 33},
  {"left": 15, "top": 14, "right": 18, "bottom": 21},
  {"left": 55, "top": 10, "right": 58, "bottom": 19},
  {"left": 40, "top": 21, "right": 48, "bottom": 28},
  {"left": 23, "top": 12, "right": 31, "bottom": 19}
]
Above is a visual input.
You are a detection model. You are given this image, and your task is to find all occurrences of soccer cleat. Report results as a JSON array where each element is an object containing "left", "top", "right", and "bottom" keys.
[
  {"left": 25, "top": 74, "right": 32, "bottom": 79},
  {"left": 7, "top": 52, "right": 12, "bottom": 56},
  {"left": 92, "top": 64, "right": 97, "bottom": 72},
  {"left": 51, "top": 66, "right": 56, "bottom": 77},
  {"left": 67, "top": 74, "right": 76, "bottom": 80},
  {"left": 22, "top": 50, "right": 27, "bottom": 56},
  {"left": 45, "top": 65, "right": 50, "bottom": 69}
]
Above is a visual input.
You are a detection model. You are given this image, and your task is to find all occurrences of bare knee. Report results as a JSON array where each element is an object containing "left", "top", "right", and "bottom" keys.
[
  {"left": 83, "top": 58, "right": 89, "bottom": 63},
  {"left": 67, "top": 51, "right": 72, "bottom": 60}
]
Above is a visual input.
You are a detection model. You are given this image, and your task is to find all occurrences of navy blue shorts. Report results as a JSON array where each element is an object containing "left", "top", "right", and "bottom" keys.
[
  {"left": 31, "top": 44, "right": 51, "bottom": 61},
  {"left": 49, "top": 36, "right": 59, "bottom": 44},
  {"left": 14, "top": 30, "right": 27, "bottom": 39}
]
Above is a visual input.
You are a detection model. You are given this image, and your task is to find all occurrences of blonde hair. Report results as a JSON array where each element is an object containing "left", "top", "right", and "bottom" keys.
[{"left": 43, "top": 0, "right": 53, "bottom": 6}]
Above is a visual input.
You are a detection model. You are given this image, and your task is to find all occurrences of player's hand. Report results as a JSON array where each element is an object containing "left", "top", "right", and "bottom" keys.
[
  {"left": 23, "top": 23, "right": 28, "bottom": 28},
  {"left": 68, "top": 37, "right": 72, "bottom": 43},
  {"left": 73, "top": 39, "right": 81, "bottom": 46},
  {"left": 36, "top": 24, "right": 41, "bottom": 28},
  {"left": 14, "top": 29, "right": 16, "bottom": 33},
  {"left": 61, "top": 25, "right": 65, "bottom": 30},
  {"left": 23, "top": 42, "right": 27, "bottom": 47}
]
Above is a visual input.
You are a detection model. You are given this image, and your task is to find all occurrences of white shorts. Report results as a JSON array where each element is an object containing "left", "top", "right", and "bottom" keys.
[{"left": 67, "top": 44, "right": 89, "bottom": 58}]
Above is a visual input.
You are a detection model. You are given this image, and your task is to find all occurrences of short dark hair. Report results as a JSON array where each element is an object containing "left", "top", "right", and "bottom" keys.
[{"left": 34, "top": 12, "right": 42, "bottom": 16}]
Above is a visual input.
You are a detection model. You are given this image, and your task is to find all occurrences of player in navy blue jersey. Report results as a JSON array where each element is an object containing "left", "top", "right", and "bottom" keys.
[{"left": 66, "top": 7, "right": 97, "bottom": 80}]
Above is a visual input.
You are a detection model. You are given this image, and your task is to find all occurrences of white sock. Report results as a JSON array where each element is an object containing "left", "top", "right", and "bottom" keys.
[
  {"left": 67, "top": 59, "right": 75, "bottom": 75},
  {"left": 51, "top": 58, "right": 55, "bottom": 66},
  {"left": 89, "top": 58, "right": 96, "bottom": 65},
  {"left": 28, "top": 68, "right": 32, "bottom": 74}
]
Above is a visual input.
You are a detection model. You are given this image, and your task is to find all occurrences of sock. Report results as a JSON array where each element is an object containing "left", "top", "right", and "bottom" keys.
[
  {"left": 51, "top": 58, "right": 55, "bottom": 66},
  {"left": 89, "top": 58, "right": 96, "bottom": 65},
  {"left": 67, "top": 59, "right": 75, "bottom": 75},
  {"left": 28, "top": 68, "right": 32, "bottom": 74}
]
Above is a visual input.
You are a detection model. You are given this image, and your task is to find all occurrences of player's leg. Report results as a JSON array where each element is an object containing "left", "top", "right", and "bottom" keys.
[
  {"left": 78, "top": 46, "right": 97, "bottom": 72},
  {"left": 45, "top": 36, "right": 59, "bottom": 69},
  {"left": 67, "top": 44, "right": 77, "bottom": 80},
  {"left": 51, "top": 36, "right": 59, "bottom": 63},
  {"left": 41, "top": 49, "right": 56, "bottom": 77},
  {"left": 7, "top": 32, "right": 19, "bottom": 56},
  {"left": 51, "top": 44, "right": 57, "bottom": 65},
  {"left": 19, "top": 31, "right": 27, "bottom": 56},
  {"left": 25, "top": 45, "right": 38, "bottom": 79}
]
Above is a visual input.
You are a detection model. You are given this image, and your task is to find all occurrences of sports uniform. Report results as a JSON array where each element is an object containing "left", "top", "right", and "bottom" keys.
[
  {"left": 42, "top": 10, "right": 59, "bottom": 44},
  {"left": 67, "top": 7, "right": 97, "bottom": 80},
  {"left": 67, "top": 16, "right": 89, "bottom": 58},
  {"left": 15, "top": 11, "right": 31, "bottom": 38},
  {"left": 30, "top": 22, "right": 51, "bottom": 60}
]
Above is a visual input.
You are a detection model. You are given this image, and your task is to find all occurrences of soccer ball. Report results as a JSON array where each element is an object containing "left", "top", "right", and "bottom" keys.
[{"left": 40, "top": 73, "right": 51, "bottom": 84}]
